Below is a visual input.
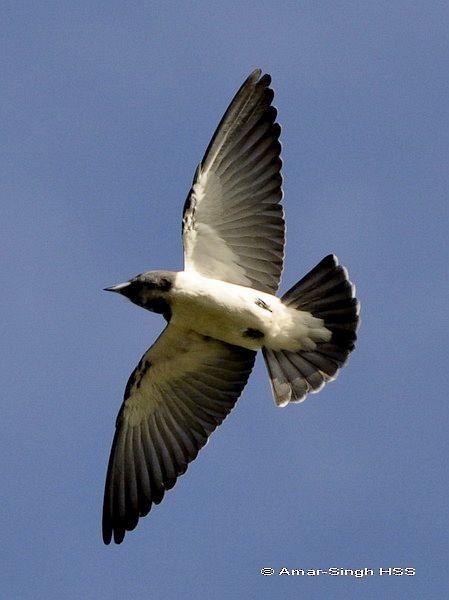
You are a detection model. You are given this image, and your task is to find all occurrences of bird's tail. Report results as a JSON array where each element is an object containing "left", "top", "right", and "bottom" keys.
[{"left": 263, "top": 255, "right": 359, "bottom": 407}]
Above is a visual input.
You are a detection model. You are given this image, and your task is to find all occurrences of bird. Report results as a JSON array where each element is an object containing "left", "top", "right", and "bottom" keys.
[{"left": 102, "top": 69, "right": 360, "bottom": 545}]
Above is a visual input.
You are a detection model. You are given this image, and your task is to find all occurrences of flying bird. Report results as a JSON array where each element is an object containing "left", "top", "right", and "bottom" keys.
[{"left": 102, "top": 69, "right": 360, "bottom": 544}]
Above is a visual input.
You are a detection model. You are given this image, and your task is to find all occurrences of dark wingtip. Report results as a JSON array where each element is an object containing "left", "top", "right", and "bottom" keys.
[
  {"left": 246, "top": 68, "right": 271, "bottom": 88},
  {"left": 102, "top": 519, "right": 125, "bottom": 545},
  {"left": 102, "top": 525, "right": 112, "bottom": 545},
  {"left": 113, "top": 527, "right": 126, "bottom": 544},
  {"left": 248, "top": 67, "right": 262, "bottom": 79}
]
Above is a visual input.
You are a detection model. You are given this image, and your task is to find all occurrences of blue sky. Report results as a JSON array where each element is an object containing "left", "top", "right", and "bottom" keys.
[{"left": 2, "top": 2, "right": 448, "bottom": 598}]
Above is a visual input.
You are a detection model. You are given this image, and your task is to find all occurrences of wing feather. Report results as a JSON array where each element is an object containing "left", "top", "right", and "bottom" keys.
[
  {"left": 102, "top": 325, "right": 255, "bottom": 544},
  {"left": 182, "top": 69, "right": 284, "bottom": 293}
]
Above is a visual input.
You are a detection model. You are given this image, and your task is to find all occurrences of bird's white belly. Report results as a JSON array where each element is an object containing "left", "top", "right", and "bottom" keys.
[
  {"left": 171, "top": 272, "right": 272, "bottom": 349},
  {"left": 171, "top": 271, "right": 329, "bottom": 351}
]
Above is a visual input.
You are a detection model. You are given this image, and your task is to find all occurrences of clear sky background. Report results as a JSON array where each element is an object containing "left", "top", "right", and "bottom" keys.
[{"left": 2, "top": 2, "right": 448, "bottom": 599}]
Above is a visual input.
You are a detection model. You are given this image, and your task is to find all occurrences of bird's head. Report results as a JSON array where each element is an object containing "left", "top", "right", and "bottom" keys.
[{"left": 104, "top": 271, "right": 174, "bottom": 320}]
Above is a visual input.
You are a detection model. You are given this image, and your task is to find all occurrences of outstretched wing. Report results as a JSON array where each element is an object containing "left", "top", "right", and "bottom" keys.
[
  {"left": 102, "top": 325, "right": 256, "bottom": 544},
  {"left": 182, "top": 69, "right": 284, "bottom": 294}
]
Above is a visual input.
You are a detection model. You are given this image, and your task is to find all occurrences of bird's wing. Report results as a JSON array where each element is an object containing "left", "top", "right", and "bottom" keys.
[
  {"left": 182, "top": 69, "right": 285, "bottom": 294},
  {"left": 102, "top": 324, "right": 256, "bottom": 544}
]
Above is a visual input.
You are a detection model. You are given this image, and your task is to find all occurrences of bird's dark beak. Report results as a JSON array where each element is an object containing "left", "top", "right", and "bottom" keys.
[{"left": 103, "top": 282, "right": 131, "bottom": 294}]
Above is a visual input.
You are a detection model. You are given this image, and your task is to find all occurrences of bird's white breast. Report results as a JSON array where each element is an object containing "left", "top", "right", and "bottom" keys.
[
  {"left": 170, "top": 271, "right": 275, "bottom": 349},
  {"left": 170, "top": 271, "right": 330, "bottom": 352}
]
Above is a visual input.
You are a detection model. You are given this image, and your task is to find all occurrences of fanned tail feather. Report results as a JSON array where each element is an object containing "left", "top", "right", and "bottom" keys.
[{"left": 263, "top": 255, "right": 359, "bottom": 406}]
